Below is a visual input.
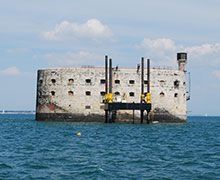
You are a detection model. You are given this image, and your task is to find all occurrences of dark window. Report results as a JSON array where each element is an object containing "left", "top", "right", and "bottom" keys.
[
  {"left": 86, "top": 91, "right": 91, "bottom": 96},
  {"left": 160, "top": 92, "right": 165, "bottom": 97},
  {"left": 68, "top": 79, "right": 74, "bottom": 84},
  {"left": 129, "top": 92, "right": 135, "bottom": 97},
  {"left": 39, "top": 79, "right": 43, "bottom": 84},
  {"left": 51, "top": 79, "right": 56, "bottom": 84},
  {"left": 183, "top": 82, "right": 186, "bottom": 85},
  {"left": 85, "top": 105, "right": 91, "bottom": 109},
  {"left": 51, "top": 91, "right": 55, "bottom": 96},
  {"left": 68, "top": 91, "right": 74, "bottom": 96},
  {"left": 174, "top": 80, "right": 180, "bottom": 89},
  {"left": 85, "top": 79, "right": 91, "bottom": 83},
  {"left": 115, "top": 80, "right": 120, "bottom": 84},
  {"left": 129, "top": 80, "right": 135, "bottom": 84},
  {"left": 174, "top": 93, "right": 178, "bottom": 97},
  {"left": 100, "top": 91, "right": 105, "bottom": 96},
  {"left": 100, "top": 79, "right": 106, "bottom": 84},
  {"left": 144, "top": 80, "right": 148, "bottom": 84},
  {"left": 114, "top": 92, "right": 120, "bottom": 96}
]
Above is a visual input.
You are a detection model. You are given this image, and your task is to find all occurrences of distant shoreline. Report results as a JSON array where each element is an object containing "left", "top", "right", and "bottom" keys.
[{"left": 0, "top": 110, "right": 35, "bottom": 115}]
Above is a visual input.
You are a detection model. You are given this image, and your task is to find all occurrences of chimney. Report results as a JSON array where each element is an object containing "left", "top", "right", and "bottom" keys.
[{"left": 177, "top": 52, "right": 187, "bottom": 72}]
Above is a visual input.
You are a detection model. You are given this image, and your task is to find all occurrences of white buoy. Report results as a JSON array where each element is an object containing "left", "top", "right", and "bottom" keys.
[
  {"left": 76, "top": 132, "right": 81, "bottom": 136},
  {"left": 152, "top": 121, "right": 159, "bottom": 124}
]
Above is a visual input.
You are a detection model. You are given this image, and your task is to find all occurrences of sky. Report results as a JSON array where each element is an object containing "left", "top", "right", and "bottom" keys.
[{"left": 0, "top": 0, "right": 220, "bottom": 115}]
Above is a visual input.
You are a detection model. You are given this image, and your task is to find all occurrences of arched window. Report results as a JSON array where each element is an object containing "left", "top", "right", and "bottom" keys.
[
  {"left": 68, "top": 79, "right": 74, "bottom": 84},
  {"left": 68, "top": 91, "right": 74, "bottom": 96},
  {"left": 51, "top": 91, "right": 55, "bottom": 96},
  {"left": 174, "top": 93, "right": 178, "bottom": 97},
  {"left": 129, "top": 92, "right": 135, "bottom": 97},
  {"left": 100, "top": 91, "right": 105, "bottom": 96},
  {"left": 160, "top": 92, "right": 165, "bottom": 97},
  {"left": 114, "top": 92, "right": 120, "bottom": 96},
  {"left": 159, "top": 80, "right": 165, "bottom": 86}
]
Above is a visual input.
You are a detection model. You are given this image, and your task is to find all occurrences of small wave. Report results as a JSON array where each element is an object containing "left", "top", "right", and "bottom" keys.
[{"left": 0, "top": 163, "right": 13, "bottom": 169}]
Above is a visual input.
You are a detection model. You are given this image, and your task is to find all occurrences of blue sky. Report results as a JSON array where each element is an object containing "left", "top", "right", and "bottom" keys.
[{"left": 0, "top": 0, "right": 220, "bottom": 115}]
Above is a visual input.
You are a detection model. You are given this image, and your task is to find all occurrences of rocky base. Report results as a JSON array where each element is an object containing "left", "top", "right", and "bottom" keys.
[
  {"left": 36, "top": 112, "right": 186, "bottom": 123},
  {"left": 36, "top": 113, "right": 104, "bottom": 122}
]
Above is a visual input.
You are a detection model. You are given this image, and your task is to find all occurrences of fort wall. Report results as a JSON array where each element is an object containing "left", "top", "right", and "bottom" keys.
[{"left": 36, "top": 66, "right": 187, "bottom": 122}]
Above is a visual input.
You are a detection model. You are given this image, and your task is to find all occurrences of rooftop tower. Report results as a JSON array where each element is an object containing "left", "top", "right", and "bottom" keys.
[{"left": 177, "top": 52, "right": 187, "bottom": 72}]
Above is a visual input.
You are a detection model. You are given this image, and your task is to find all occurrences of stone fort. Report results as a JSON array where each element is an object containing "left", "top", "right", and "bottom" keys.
[{"left": 36, "top": 53, "right": 189, "bottom": 123}]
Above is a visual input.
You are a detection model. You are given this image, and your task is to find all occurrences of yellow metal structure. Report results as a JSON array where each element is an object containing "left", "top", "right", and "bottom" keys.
[
  {"left": 104, "top": 93, "right": 113, "bottom": 103},
  {"left": 145, "top": 92, "right": 151, "bottom": 104}
]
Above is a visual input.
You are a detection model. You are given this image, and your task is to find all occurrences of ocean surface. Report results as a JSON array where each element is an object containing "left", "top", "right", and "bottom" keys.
[{"left": 0, "top": 115, "right": 219, "bottom": 179}]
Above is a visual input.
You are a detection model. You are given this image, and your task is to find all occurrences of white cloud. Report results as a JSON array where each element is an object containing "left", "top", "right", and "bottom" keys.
[
  {"left": 0, "top": 66, "right": 21, "bottom": 76},
  {"left": 136, "top": 38, "right": 177, "bottom": 66},
  {"left": 45, "top": 51, "right": 103, "bottom": 67},
  {"left": 138, "top": 38, "right": 176, "bottom": 55},
  {"left": 212, "top": 71, "right": 220, "bottom": 79},
  {"left": 184, "top": 43, "right": 220, "bottom": 58},
  {"left": 42, "top": 19, "right": 113, "bottom": 41},
  {"left": 137, "top": 37, "right": 220, "bottom": 66},
  {"left": 138, "top": 38, "right": 220, "bottom": 57}
]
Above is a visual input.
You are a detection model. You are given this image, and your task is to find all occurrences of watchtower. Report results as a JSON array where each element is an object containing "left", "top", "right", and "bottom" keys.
[{"left": 177, "top": 52, "right": 187, "bottom": 72}]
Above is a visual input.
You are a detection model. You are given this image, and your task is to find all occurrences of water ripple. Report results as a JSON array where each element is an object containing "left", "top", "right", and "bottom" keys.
[{"left": 0, "top": 115, "right": 220, "bottom": 179}]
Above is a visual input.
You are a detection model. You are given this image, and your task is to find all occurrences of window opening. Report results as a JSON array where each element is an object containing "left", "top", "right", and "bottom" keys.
[
  {"left": 85, "top": 79, "right": 91, "bottom": 83},
  {"left": 129, "top": 92, "right": 135, "bottom": 97},
  {"left": 129, "top": 80, "right": 135, "bottom": 84},
  {"left": 160, "top": 92, "right": 165, "bottom": 97},
  {"left": 85, "top": 105, "right": 91, "bottom": 109},
  {"left": 86, "top": 91, "right": 91, "bottom": 96},
  {"left": 100, "top": 79, "right": 106, "bottom": 84},
  {"left": 115, "top": 80, "right": 120, "bottom": 84},
  {"left": 51, "top": 79, "right": 56, "bottom": 84},
  {"left": 174, "top": 80, "right": 180, "bottom": 89},
  {"left": 114, "top": 92, "right": 120, "bottom": 96},
  {"left": 68, "top": 79, "right": 74, "bottom": 84},
  {"left": 144, "top": 80, "right": 148, "bottom": 84},
  {"left": 100, "top": 91, "right": 105, "bottom": 96},
  {"left": 68, "top": 91, "right": 74, "bottom": 96}
]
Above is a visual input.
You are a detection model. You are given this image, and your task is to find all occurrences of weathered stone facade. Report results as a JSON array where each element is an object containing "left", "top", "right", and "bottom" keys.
[{"left": 36, "top": 59, "right": 188, "bottom": 123}]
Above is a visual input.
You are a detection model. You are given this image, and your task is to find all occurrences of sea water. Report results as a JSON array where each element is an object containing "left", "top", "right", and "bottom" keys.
[{"left": 0, "top": 115, "right": 219, "bottom": 179}]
